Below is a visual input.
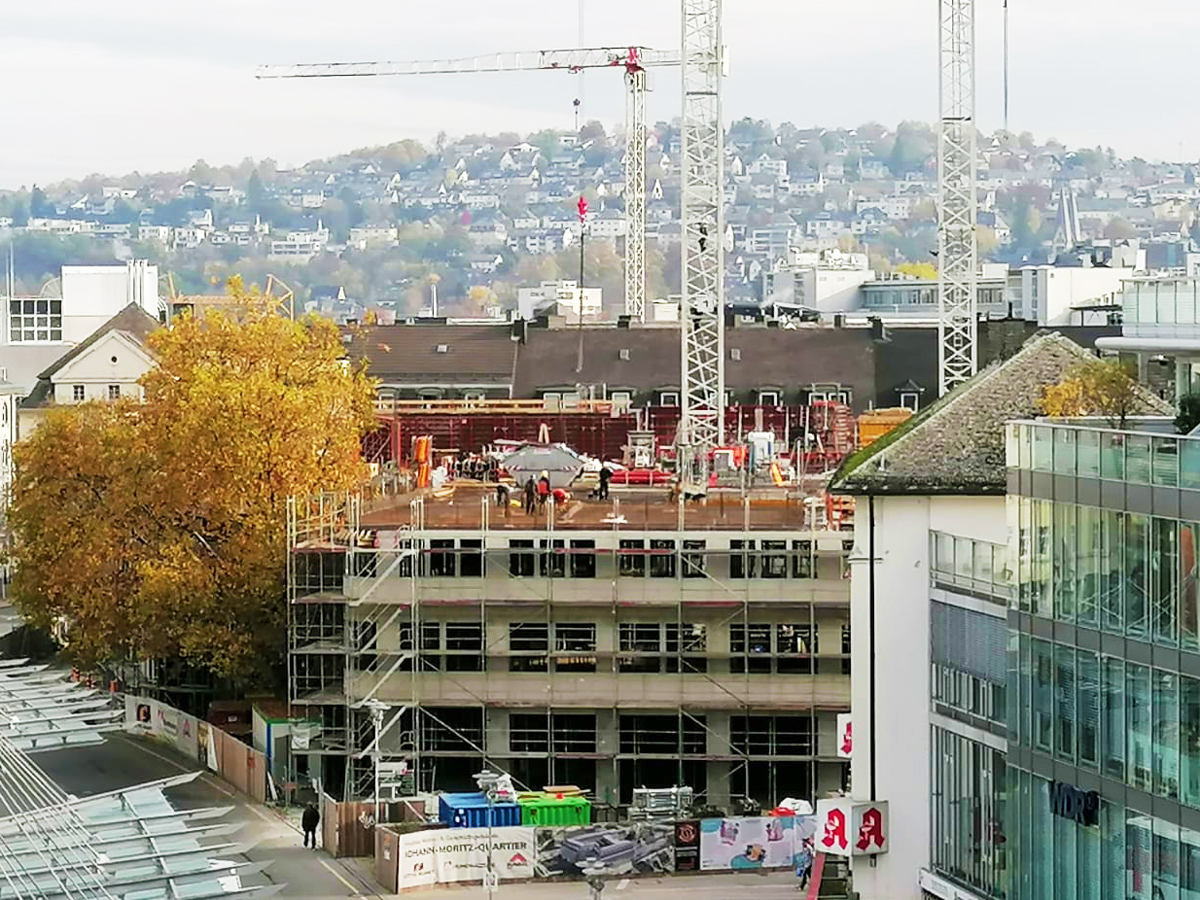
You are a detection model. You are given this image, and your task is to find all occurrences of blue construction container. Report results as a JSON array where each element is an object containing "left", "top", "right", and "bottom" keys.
[{"left": 438, "top": 792, "right": 522, "bottom": 829}]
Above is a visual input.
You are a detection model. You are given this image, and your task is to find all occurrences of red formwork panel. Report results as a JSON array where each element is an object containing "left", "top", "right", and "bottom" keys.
[
  {"left": 365, "top": 404, "right": 852, "bottom": 469},
  {"left": 371, "top": 411, "right": 641, "bottom": 464}
]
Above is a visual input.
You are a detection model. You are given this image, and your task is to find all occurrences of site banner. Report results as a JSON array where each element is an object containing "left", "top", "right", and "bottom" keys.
[
  {"left": 698, "top": 816, "right": 808, "bottom": 871},
  {"left": 175, "top": 712, "right": 199, "bottom": 760},
  {"left": 535, "top": 823, "right": 675, "bottom": 877},
  {"left": 674, "top": 820, "right": 700, "bottom": 871},
  {"left": 395, "top": 826, "right": 535, "bottom": 889}
]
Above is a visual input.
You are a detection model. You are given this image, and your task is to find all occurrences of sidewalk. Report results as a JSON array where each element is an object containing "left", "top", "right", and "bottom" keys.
[{"left": 345, "top": 863, "right": 802, "bottom": 900}]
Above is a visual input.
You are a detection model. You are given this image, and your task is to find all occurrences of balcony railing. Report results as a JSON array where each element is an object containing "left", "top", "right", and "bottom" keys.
[
  {"left": 1007, "top": 420, "right": 1200, "bottom": 490},
  {"left": 930, "top": 531, "right": 1013, "bottom": 605}
]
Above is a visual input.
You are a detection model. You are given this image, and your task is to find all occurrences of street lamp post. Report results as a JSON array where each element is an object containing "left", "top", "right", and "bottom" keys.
[
  {"left": 362, "top": 699, "right": 389, "bottom": 825},
  {"left": 474, "top": 769, "right": 504, "bottom": 899},
  {"left": 485, "top": 787, "right": 497, "bottom": 900}
]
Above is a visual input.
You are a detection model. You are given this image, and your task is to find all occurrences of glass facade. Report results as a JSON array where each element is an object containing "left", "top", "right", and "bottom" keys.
[
  {"left": 1003, "top": 419, "right": 1200, "bottom": 900},
  {"left": 931, "top": 727, "right": 1007, "bottom": 898},
  {"left": 1008, "top": 768, "right": 1200, "bottom": 900}
]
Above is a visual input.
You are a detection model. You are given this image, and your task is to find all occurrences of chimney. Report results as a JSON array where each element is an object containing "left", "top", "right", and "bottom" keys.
[
  {"left": 833, "top": 314, "right": 845, "bottom": 329},
  {"left": 617, "top": 315, "right": 631, "bottom": 329}
]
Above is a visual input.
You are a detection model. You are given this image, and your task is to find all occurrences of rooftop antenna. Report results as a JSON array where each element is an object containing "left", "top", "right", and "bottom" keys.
[
  {"left": 576, "top": 0, "right": 586, "bottom": 131},
  {"left": 1002, "top": 0, "right": 1009, "bottom": 133}
]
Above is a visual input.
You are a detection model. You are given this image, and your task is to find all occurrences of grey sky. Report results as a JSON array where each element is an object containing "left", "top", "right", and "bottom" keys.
[{"left": 2, "top": 0, "right": 1197, "bottom": 187}]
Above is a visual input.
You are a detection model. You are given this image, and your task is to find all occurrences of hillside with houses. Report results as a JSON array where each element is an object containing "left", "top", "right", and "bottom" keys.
[{"left": 1, "top": 119, "right": 1197, "bottom": 319}]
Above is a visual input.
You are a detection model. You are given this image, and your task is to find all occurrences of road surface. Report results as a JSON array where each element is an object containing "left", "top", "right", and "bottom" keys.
[{"left": 35, "top": 733, "right": 809, "bottom": 899}]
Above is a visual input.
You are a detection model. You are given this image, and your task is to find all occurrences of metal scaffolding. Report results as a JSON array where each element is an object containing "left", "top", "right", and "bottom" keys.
[{"left": 287, "top": 487, "right": 851, "bottom": 808}]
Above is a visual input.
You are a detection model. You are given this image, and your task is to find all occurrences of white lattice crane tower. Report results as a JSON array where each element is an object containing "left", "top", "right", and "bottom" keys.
[
  {"left": 256, "top": 48, "right": 678, "bottom": 323},
  {"left": 937, "top": 0, "right": 978, "bottom": 395},
  {"left": 677, "top": 0, "right": 725, "bottom": 494}
]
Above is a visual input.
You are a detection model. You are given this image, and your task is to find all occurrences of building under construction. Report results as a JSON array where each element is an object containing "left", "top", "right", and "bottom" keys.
[{"left": 287, "top": 480, "right": 853, "bottom": 809}]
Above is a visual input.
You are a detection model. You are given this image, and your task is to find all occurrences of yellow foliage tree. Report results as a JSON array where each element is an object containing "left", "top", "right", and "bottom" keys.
[
  {"left": 897, "top": 261, "right": 938, "bottom": 280},
  {"left": 9, "top": 278, "right": 377, "bottom": 683},
  {"left": 1038, "top": 358, "right": 1141, "bottom": 428}
]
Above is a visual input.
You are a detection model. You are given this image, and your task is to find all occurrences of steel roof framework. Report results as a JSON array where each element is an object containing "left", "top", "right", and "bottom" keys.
[{"left": 0, "top": 663, "right": 281, "bottom": 900}]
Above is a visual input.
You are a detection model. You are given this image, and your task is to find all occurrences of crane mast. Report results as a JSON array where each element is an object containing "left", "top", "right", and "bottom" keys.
[
  {"left": 936, "top": 0, "right": 978, "bottom": 395},
  {"left": 624, "top": 63, "right": 647, "bottom": 323},
  {"left": 257, "top": 47, "right": 676, "bottom": 323},
  {"left": 678, "top": 0, "right": 725, "bottom": 494}
]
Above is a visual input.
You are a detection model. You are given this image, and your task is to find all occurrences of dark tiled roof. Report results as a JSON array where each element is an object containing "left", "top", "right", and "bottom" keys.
[
  {"left": 343, "top": 323, "right": 518, "bottom": 384},
  {"left": 831, "top": 332, "right": 1173, "bottom": 495},
  {"left": 512, "top": 325, "right": 878, "bottom": 400},
  {"left": 22, "top": 304, "right": 160, "bottom": 408}
]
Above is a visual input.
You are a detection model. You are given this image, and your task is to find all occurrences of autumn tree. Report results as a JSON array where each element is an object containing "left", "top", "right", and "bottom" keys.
[
  {"left": 9, "top": 279, "right": 376, "bottom": 685},
  {"left": 897, "top": 261, "right": 938, "bottom": 280},
  {"left": 1038, "top": 358, "right": 1142, "bottom": 428}
]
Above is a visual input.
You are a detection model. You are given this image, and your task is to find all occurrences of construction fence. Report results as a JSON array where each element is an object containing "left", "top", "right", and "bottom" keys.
[
  {"left": 377, "top": 814, "right": 816, "bottom": 891},
  {"left": 122, "top": 694, "right": 268, "bottom": 804}
]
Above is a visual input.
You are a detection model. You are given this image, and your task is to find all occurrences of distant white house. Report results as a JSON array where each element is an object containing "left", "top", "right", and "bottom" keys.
[{"left": 19, "top": 304, "right": 160, "bottom": 436}]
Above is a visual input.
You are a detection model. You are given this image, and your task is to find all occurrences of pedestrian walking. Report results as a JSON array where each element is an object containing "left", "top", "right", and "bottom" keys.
[{"left": 302, "top": 802, "right": 320, "bottom": 849}]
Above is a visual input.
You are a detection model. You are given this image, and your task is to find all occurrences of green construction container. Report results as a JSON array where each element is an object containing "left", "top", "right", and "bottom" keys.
[{"left": 518, "top": 794, "right": 592, "bottom": 826}]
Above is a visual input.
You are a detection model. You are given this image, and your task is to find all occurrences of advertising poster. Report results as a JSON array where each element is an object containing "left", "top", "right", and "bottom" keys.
[
  {"left": 674, "top": 820, "right": 700, "bottom": 872},
  {"left": 699, "top": 816, "right": 797, "bottom": 871},
  {"left": 127, "top": 696, "right": 152, "bottom": 734},
  {"left": 396, "top": 827, "right": 535, "bottom": 889},
  {"left": 176, "top": 713, "right": 199, "bottom": 761},
  {"left": 536, "top": 823, "right": 675, "bottom": 877},
  {"left": 155, "top": 703, "right": 178, "bottom": 745},
  {"left": 197, "top": 720, "right": 211, "bottom": 768}
]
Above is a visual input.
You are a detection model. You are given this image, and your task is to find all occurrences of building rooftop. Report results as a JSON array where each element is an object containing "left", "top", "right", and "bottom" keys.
[
  {"left": 512, "top": 324, "right": 880, "bottom": 399},
  {"left": 342, "top": 322, "right": 518, "bottom": 385},
  {"left": 357, "top": 484, "right": 843, "bottom": 532},
  {"left": 830, "top": 332, "right": 1173, "bottom": 495}
]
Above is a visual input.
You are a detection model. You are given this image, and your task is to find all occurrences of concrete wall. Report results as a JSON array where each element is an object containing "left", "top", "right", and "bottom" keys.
[
  {"left": 61, "top": 263, "right": 159, "bottom": 342},
  {"left": 848, "top": 493, "right": 1004, "bottom": 900}
]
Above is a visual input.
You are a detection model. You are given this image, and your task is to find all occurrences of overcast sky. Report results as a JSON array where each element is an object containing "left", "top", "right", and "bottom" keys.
[{"left": 3, "top": 0, "right": 1198, "bottom": 187}]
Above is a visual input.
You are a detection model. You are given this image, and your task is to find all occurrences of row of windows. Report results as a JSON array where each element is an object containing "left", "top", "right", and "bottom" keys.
[
  {"left": 360, "top": 538, "right": 850, "bottom": 581},
  {"left": 66, "top": 384, "right": 123, "bottom": 402},
  {"left": 361, "top": 620, "right": 848, "bottom": 676},
  {"left": 1013, "top": 634, "right": 1200, "bottom": 807},
  {"left": 424, "top": 709, "right": 821, "bottom": 758},
  {"left": 9, "top": 298, "right": 62, "bottom": 343},
  {"left": 1014, "top": 498, "right": 1200, "bottom": 651}
]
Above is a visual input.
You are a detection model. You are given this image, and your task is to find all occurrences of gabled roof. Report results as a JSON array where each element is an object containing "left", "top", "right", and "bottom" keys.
[
  {"left": 513, "top": 326, "right": 879, "bottom": 399},
  {"left": 343, "top": 323, "right": 517, "bottom": 384},
  {"left": 21, "top": 304, "right": 159, "bottom": 407},
  {"left": 831, "top": 332, "right": 1173, "bottom": 495}
]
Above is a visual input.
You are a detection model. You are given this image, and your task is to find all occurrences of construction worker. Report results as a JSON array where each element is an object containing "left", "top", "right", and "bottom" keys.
[
  {"left": 598, "top": 464, "right": 612, "bottom": 500},
  {"left": 523, "top": 477, "right": 537, "bottom": 515},
  {"left": 537, "top": 471, "right": 551, "bottom": 508}
]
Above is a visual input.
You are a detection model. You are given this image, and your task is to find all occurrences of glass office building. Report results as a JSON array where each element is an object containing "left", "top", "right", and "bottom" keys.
[{"left": 1006, "top": 420, "right": 1200, "bottom": 900}]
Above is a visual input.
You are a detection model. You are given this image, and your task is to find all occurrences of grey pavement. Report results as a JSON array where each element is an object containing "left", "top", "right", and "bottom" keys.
[
  {"left": 35, "top": 731, "right": 382, "bottom": 899},
  {"left": 350, "top": 863, "right": 805, "bottom": 900},
  {"left": 37, "top": 734, "right": 808, "bottom": 899}
]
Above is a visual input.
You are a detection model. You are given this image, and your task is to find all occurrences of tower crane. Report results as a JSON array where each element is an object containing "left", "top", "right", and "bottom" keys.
[
  {"left": 256, "top": 47, "right": 681, "bottom": 323},
  {"left": 259, "top": 0, "right": 728, "bottom": 493},
  {"left": 678, "top": 0, "right": 725, "bottom": 495},
  {"left": 937, "top": 0, "right": 978, "bottom": 394}
]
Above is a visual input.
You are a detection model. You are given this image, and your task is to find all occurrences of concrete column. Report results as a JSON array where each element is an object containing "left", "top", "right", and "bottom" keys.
[{"left": 706, "top": 761, "right": 732, "bottom": 807}]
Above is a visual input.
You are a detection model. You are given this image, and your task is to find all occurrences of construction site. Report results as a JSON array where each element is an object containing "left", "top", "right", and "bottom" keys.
[{"left": 285, "top": 395, "right": 900, "bottom": 811}]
